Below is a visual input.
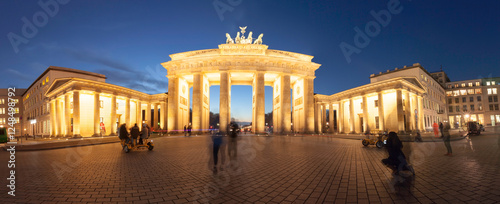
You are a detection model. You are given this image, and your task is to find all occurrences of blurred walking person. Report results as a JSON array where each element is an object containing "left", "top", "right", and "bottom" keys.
[
  {"left": 130, "top": 123, "right": 140, "bottom": 147},
  {"left": 140, "top": 123, "right": 148, "bottom": 144},
  {"left": 211, "top": 130, "right": 224, "bottom": 173},
  {"left": 433, "top": 122, "right": 439, "bottom": 137},
  {"left": 443, "top": 122, "right": 452, "bottom": 156}
]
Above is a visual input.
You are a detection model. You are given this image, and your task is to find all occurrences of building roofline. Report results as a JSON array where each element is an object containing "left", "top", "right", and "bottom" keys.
[
  {"left": 370, "top": 63, "right": 445, "bottom": 89},
  {"left": 23, "top": 66, "right": 107, "bottom": 95}
]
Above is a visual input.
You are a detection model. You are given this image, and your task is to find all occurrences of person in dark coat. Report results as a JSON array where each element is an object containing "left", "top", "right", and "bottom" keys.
[
  {"left": 119, "top": 124, "right": 130, "bottom": 144},
  {"left": 184, "top": 125, "right": 187, "bottom": 136},
  {"left": 188, "top": 125, "right": 192, "bottom": 136},
  {"left": 443, "top": 122, "right": 452, "bottom": 156},
  {"left": 439, "top": 122, "right": 444, "bottom": 138},
  {"left": 130, "top": 123, "right": 140, "bottom": 146},
  {"left": 211, "top": 130, "right": 224, "bottom": 173},
  {"left": 382, "top": 132, "right": 407, "bottom": 174},
  {"left": 140, "top": 123, "right": 148, "bottom": 144}
]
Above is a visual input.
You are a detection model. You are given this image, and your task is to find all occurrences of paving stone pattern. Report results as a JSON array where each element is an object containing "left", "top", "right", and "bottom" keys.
[{"left": 1, "top": 128, "right": 500, "bottom": 203}]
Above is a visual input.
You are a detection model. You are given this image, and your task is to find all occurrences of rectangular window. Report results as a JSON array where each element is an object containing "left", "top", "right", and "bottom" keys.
[
  {"left": 468, "top": 82, "right": 473, "bottom": 87},
  {"left": 493, "top": 88, "right": 498, "bottom": 95},
  {"left": 470, "top": 105, "right": 474, "bottom": 111},
  {"left": 455, "top": 98, "right": 459, "bottom": 103},
  {"left": 468, "top": 89, "right": 474, "bottom": 95},
  {"left": 496, "top": 104, "right": 499, "bottom": 110},
  {"left": 0, "top": 108, "right": 4, "bottom": 114},
  {"left": 0, "top": 99, "right": 4, "bottom": 104},
  {"left": 489, "top": 96, "right": 493, "bottom": 102},
  {"left": 449, "top": 106, "right": 453, "bottom": 112},
  {"left": 495, "top": 96, "right": 499, "bottom": 102},
  {"left": 453, "top": 90, "right": 460, "bottom": 96},
  {"left": 454, "top": 84, "right": 459, "bottom": 88},
  {"left": 456, "top": 106, "right": 460, "bottom": 112},
  {"left": 488, "top": 88, "right": 492, "bottom": 95},
  {"left": 476, "top": 82, "right": 480, "bottom": 86},
  {"left": 490, "top": 104, "right": 494, "bottom": 111},
  {"left": 470, "top": 97, "right": 474, "bottom": 102},
  {"left": 493, "top": 81, "right": 496, "bottom": 85},
  {"left": 477, "top": 96, "right": 482, "bottom": 101},
  {"left": 375, "top": 116, "right": 379, "bottom": 129},
  {"left": 447, "top": 85, "right": 452, "bottom": 89},
  {"left": 116, "top": 103, "right": 119, "bottom": 110},
  {"left": 446, "top": 91, "right": 452, "bottom": 96},
  {"left": 14, "top": 108, "right": 19, "bottom": 114},
  {"left": 448, "top": 98, "right": 452, "bottom": 104},
  {"left": 475, "top": 88, "right": 482, "bottom": 94},
  {"left": 374, "top": 100, "right": 379, "bottom": 108},
  {"left": 100, "top": 100, "right": 104, "bottom": 108},
  {"left": 463, "top": 105, "right": 467, "bottom": 111},
  {"left": 462, "top": 97, "right": 466, "bottom": 103},
  {"left": 461, "top": 83, "right": 465, "bottom": 87},
  {"left": 479, "top": 104, "right": 483, "bottom": 111},
  {"left": 460, "top": 89, "right": 467, "bottom": 95},
  {"left": 487, "top": 81, "right": 491, "bottom": 86}
]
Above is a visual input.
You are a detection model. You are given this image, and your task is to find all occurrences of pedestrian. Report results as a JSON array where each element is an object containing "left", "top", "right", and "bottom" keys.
[
  {"left": 130, "top": 123, "right": 140, "bottom": 147},
  {"left": 439, "top": 122, "right": 444, "bottom": 138},
  {"left": 432, "top": 122, "right": 439, "bottom": 137},
  {"left": 211, "top": 130, "right": 224, "bottom": 173},
  {"left": 443, "top": 122, "right": 452, "bottom": 156},
  {"left": 119, "top": 123, "right": 130, "bottom": 145},
  {"left": 184, "top": 125, "right": 187, "bottom": 136},
  {"left": 140, "top": 123, "right": 148, "bottom": 144},
  {"left": 382, "top": 132, "right": 408, "bottom": 175},
  {"left": 188, "top": 125, "right": 192, "bottom": 136}
]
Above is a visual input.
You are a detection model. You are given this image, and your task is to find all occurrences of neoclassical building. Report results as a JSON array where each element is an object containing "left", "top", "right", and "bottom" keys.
[{"left": 161, "top": 27, "right": 320, "bottom": 133}]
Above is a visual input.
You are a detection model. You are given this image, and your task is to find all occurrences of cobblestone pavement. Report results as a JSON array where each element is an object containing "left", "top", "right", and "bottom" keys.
[{"left": 1, "top": 128, "right": 500, "bottom": 203}]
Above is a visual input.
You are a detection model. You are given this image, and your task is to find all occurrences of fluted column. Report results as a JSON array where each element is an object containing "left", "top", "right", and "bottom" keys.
[
  {"left": 136, "top": 101, "right": 142, "bottom": 130},
  {"left": 160, "top": 102, "right": 167, "bottom": 130},
  {"left": 378, "top": 92, "right": 385, "bottom": 131},
  {"left": 282, "top": 75, "right": 291, "bottom": 133},
  {"left": 404, "top": 91, "right": 411, "bottom": 132},
  {"left": 192, "top": 73, "right": 202, "bottom": 132},
  {"left": 153, "top": 103, "right": 158, "bottom": 129},
  {"left": 125, "top": 98, "right": 131, "bottom": 127},
  {"left": 349, "top": 98, "right": 355, "bottom": 133},
  {"left": 396, "top": 90, "right": 404, "bottom": 133},
  {"left": 329, "top": 104, "right": 334, "bottom": 133},
  {"left": 73, "top": 91, "right": 80, "bottom": 137},
  {"left": 110, "top": 95, "right": 117, "bottom": 135},
  {"left": 362, "top": 95, "right": 369, "bottom": 133},
  {"left": 304, "top": 77, "right": 315, "bottom": 133},
  {"left": 50, "top": 100, "right": 56, "bottom": 137},
  {"left": 65, "top": 93, "right": 71, "bottom": 136},
  {"left": 411, "top": 94, "right": 418, "bottom": 131},
  {"left": 55, "top": 99, "right": 61, "bottom": 136},
  {"left": 338, "top": 102, "right": 343, "bottom": 133},
  {"left": 322, "top": 104, "right": 327, "bottom": 133},
  {"left": 254, "top": 72, "right": 265, "bottom": 133},
  {"left": 145, "top": 103, "right": 151, "bottom": 127},
  {"left": 93, "top": 92, "right": 100, "bottom": 136},
  {"left": 167, "top": 77, "right": 178, "bottom": 133},
  {"left": 220, "top": 71, "right": 230, "bottom": 132},
  {"left": 417, "top": 95, "right": 424, "bottom": 131}
]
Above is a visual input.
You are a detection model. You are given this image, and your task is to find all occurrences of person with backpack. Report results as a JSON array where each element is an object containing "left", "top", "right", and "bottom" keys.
[
  {"left": 140, "top": 123, "right": 148, "bottom": 145},
  {"left": 119, "top": 123, "right": 130, "bottom": 146},
  {"left": 130, "top": 123, "right": 140, "bottom": 147}
]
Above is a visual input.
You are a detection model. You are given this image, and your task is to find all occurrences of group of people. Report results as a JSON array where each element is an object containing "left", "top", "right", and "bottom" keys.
[
  {"left": 119, "top": 123, "right": 151, "bottom": 146},
  {"left": 183, "top": 125, "right": 192, "bottom": 136},
  {"left": 432, "top": 122, "right": 452, "bottom": 156},
  {"left": 211, "top": 122, "right": 240, "bottom": 173}
]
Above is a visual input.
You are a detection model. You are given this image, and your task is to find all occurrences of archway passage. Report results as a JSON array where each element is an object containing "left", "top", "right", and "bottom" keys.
[{"left": 162, "top": 30, "right": 320, "bottom": 134}]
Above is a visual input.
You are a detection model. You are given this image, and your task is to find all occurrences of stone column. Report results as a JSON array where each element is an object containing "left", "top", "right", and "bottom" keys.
[
  {"left": 362, "top": 95, "right": 369, "bottom": 133},
  {"left": 417, "top": 95, "right": 424, "bottom": 131},
  {"left": 93, "top": 92, "right": 100, "bottom": 136},
  {"left": 65, "top": 94, "right": 71, "bottom": 136},
  {"left": 322, "top": 104, "right": 327, "bottom": 133},
  {"left": 192, "top": 73, "right": 202, "bottom": 132},
  {"left": 314, "top": 103, "right": 320, "bottom": 133},
  {"left": 220, "top": 72, "right": 230, "bottom": 132},
  {"left": 329, "top": 104, "right": 334, "bottom": 133},
  {"left": 146, "top": 103, "right": 151, "bottom": 127},
  {"left": 73, "top": 91, "right": 80, "bottom": 137},
  {"left": 125, "top": 98, "right": 130, "bottom": 127},
  {"left": 153, "top": 103, "right": 158, "bottom": 129},
  {"left": 160, "top": 102, "right": 166, "bottom": 130},
  {"left": 304, "top": 77, "right": 315, "bottom": 133},
  {"left": 377, "top": 92, "right": 385, "bottom": 131},
  {"left": 282, "top": 75, "right": 291, "bottom": 133},
  {"left": 110, "top": 95, "right": 117, "bottom": 135},
  {"left": 136, "top": 101, "right": 142, "bottom": 130},
  {"left": 349, "top": 98, "right": 355, "bottom": 133},
  {"left": 55, "top": 98, "right": 61, "bottom": 136},
  {"left": 167, "top": 77, "right": 178, "bottom": 133},
  {"left": 411, "top": 93, "right": 417, "bottom": 131},
  {"left": 50, "top": 100, "right": 56, "bottom": 137},
  {"left": 405, "top": 91, "right": 411, "bottom": 132},
  {"left": 254, "top": 72, "right": 265, "bottom": 133},
  {"left": 338, "top": 102, "right": 343, "bottom": 133},
  {"left": 396, "top": 90, "right": 404, "bottom": 133}
]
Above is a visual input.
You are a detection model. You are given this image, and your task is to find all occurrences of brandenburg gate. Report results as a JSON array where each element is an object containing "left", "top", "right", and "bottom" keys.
[{"left": 161, "top": 27, "right": 321, "bottom": 133}]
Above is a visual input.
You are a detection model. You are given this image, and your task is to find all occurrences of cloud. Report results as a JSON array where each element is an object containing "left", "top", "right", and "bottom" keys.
[
  {"left": 6, "top": 68, "right": 36, "bottom": 82},
  {"left": 62, "top": 47, "right": 135, "bottom": 73},
  {"left": 95, "top": 64, "right": 167, "bottom": 95}
]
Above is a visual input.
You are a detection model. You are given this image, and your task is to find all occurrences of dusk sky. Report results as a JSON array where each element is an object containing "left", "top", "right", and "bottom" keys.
[{"left": 1, "top": 0, "right": 499, "bottom": 122}]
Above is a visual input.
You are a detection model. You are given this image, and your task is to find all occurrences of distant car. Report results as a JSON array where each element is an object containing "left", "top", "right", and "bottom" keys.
[
  {"left": 0, "top": 127, "right": 8, "bottom": 143},
  {"left": 467, "top": 122, "right": 481, "bottom": 136}
]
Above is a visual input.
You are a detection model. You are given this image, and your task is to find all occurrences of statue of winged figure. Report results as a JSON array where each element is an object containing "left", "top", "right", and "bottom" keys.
[{"left": 239, "top": 26, "right": 247, "bottom": 35}]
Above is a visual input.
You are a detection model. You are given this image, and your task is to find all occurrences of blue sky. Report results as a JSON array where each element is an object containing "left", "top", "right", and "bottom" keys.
[{"left": 1, "top": 0, "right": 499, "bottom": 122}]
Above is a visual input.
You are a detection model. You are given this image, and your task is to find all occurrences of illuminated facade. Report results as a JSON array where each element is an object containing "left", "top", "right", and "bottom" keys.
[
  {"left": 314, "top": 63, "right": 446, "bottom": 134},
  {"left": 161, "top": 27, "right": 321, "bottom": 133},
  {"left": 445, "top": 78, "right": 500, "bottom": 126},
  {"left": 0, "top": 88, "right": 26, "bottom": 136}
]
